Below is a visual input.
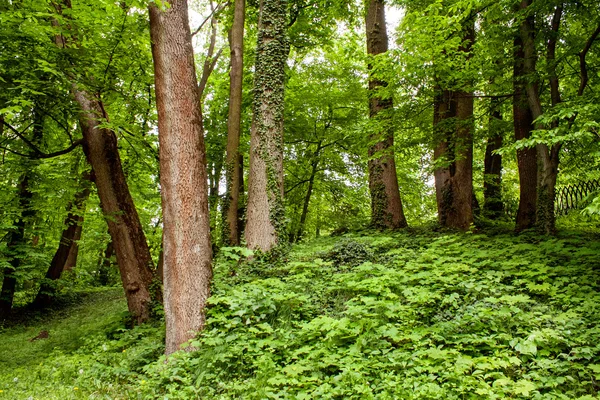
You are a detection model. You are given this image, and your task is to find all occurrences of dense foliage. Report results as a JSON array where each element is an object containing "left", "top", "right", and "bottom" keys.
[{"left": 2, "top": 227, "right": 600, "bottom": 399}]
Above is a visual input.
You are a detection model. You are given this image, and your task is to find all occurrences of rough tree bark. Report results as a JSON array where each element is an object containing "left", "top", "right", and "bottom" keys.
[
  {"left": 245, "top": 0, "right": 287, "bottom": 252},
  {"left": 149, "top": 0, "right": 213, "bottom": 354},
  {"left": 513, "top": 34, "right": 538, "bottom": 231},
  {"left": 34, "top": 172, "right": 91, "bottom": 307},
  {"left": 223, "top": 0, "right": 246, "bottom": 246},
  {"left": 433, "top": 24, "right": 475, "bottom": 230},
  {"left": 365, "top": 0, "right": 407, "bottom": 230},
  {"left": 53, "top": 0, "right": 157, "bottom": 324},
  {"left": 483, "top": 98, "right": 503, "bottom": 218}
]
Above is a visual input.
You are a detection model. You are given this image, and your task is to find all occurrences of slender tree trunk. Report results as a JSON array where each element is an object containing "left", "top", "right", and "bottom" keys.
[
  {"left": 236, "top": 153, "right": 245, "bottom": 243},
  {"left": 223, "top": 0, "right": 245, "bottom": 246},
  {"left": 0, "top": 175, "right": 32, "bottom": 318},
  {"left": 245, "top": 0, "right": 287, "bottom": 252},
  {"left": 296, "top": 148, "right": 320, "bottom": 241},
  {"left": 54, "top": 0, "right": 157, "bottom": 324},
  {"left": 483, "top": 98, "right": 503, "bottom": 218},
  {"left": 365, "top": 0, "right": 407, "bottom": 230},
  {"left": 0, "top": 112, "right": 41, "bottom": 318},
  {"left": 34, "top": 173, "right": 91, "bottom": 307},
  {"left": 97, "top": 241, "right": 114, "bottom": 287},
  {"left": 513, "top": 35, "right": 538, "bottom": 231},
  {"left": 149, "top": 0, "right": 213, "bottom": 354}
]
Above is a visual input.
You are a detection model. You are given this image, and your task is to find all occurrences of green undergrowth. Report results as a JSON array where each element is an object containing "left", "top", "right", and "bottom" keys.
[{"left": 2, "top": 228, "right": 600, "bottom": 399}]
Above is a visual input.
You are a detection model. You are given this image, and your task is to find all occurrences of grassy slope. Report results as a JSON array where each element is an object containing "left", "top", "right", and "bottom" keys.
[{"left": 1, "top": 227, "right": 600, "bottom": 399}]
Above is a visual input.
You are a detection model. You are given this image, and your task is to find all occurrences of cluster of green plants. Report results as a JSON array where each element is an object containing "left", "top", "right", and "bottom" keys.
[{"left": 2, "top": 227, "right": 600, "bottom": 399}]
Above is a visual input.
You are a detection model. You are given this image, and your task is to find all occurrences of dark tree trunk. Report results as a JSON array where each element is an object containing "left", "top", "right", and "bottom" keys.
[
  {"left": 483, "top": 99, "right": 503, "bottom": 218},
  {"left": 513, "top": 35, "right": 538, "bottom": 231},
  {"left": 0, "top": 176, "right": 32, "bottom": 318},
  {"left": 223, "top": 0, "right": 246, "bottom": 246},
  {"left": 295, "top": 146, "right": 321, "bottom": 242},
  {"left": 97, "top": 241, "right": 114, "bottom": 287},
  {"left": 34, "top": 174, "right": 91, "bottom": 307},
  {"left": 365, "top": 0, "right": 407, "bottom": 230},
  {"left": 150, "top": 0, "right": 213, "bottom": 354},
  {"left": 245, "top": 0, "right": 287, "bottom": 252}
]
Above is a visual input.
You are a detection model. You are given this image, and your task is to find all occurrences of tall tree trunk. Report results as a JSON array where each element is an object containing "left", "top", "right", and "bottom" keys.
[
  {"left": 433, "top": 24, "right": 475, "bottom": 230},
  {"left": 54, "top": 0, "right": 157, "bottom": 324},
  {"left": 365, "top": 0, "right": 407, "bottom": 230},
  {"left": 223, "top": 0, "right": 246, "bottom": 246},
  {"left": 34, "top": 173, "right": 91, "bottom": 307},
  {"left": 483, "top": 98, "right": 503, "bottom": 218},
  {"left": 513, "top": 34, "right": 538, "bottom": 231},
  {"left": 149, "top": 0, "right": 213, "bottom": 354},
  {"left": 97, "top": 240, "right": 114, "bottom": 287},
  {"left": 519, "top": 0, "right": 559, "bottom": 234},
  {"left": 245, "top": 0, "right": 287, "bottom": 252}
]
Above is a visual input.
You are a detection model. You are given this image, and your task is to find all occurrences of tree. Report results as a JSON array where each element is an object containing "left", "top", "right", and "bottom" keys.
[
  {"left": 245, "top": 0, "right": 288, "bottom": 252},
  {"left": 365, "top": 0, "right": 407, "bottom": 230},
  {"left": 222, "top": 0, "right": 246, "bottom": 246},
  {"left": 149, "top": 0, "right": 213, "bottom": 354}
]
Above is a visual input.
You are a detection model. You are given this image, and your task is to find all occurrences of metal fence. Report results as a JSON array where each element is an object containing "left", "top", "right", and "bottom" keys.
[{"left": 555, "top": 179, "right": 600, "bottom": 215}]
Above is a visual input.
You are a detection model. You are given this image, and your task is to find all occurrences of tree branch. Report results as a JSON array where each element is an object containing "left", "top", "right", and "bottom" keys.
[{"left": 1, "top": 120, "right": 82, "bottom": 159}]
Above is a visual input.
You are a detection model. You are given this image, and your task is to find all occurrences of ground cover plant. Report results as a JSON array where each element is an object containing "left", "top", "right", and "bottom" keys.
[{"left": 1, "top": 226, "right": 599, "bottom": 399}]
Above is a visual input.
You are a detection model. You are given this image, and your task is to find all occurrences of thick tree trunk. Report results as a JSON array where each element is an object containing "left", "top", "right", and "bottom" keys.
[
  {"left": 513, "top": 35, "right": 538, "bottom": 231},
  {"left": 223, "top": 0, "right": 245, "bottom": 246},
  {"left": 483, "top": 99, "right": 503, "bottom": 218},
  {"left": 74, "top": 91, "right": 156, "bottom": 324},
  {"left": 245, "top": 0, "right": 287, "bottom": 252},
  {"left": 433, "top": 25, "right": 475, "bottom": 231},
  {"left": 519, "top": 0, "right": 558, "bottom": 234},
  {"left": 149, "top": 0, "right": 213, "bottom": 354},
  {"left": 34, "top": 174, "right": 91, "bottom": 307},
  {"left": 365, "top": 0, "right": 407, "bottom": 230},
  {"left": 54, "top": 0, "right": 156, "bottom": 324}
]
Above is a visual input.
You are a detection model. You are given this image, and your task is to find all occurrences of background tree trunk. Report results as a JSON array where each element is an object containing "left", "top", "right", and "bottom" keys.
[
  {"left": 149, "top": 0, "right": 213, "bottom": 354},
  {"left": 34, "top": 173, "right": 91, "bottom": 307},
  {"left": 365, "top": 0, "right": 407, "bottom": 230},
  {"left": 245, "top": 0, "right": 287, "bottom": 252},
  {"left": 483, "top": 99, "right": 503, "bottom": 218},
  {"left": 223, "top": 0, "right": 245, "bottom": 246}
]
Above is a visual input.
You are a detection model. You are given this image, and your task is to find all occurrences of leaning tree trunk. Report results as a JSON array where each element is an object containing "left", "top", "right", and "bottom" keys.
[
  {"left": 483, "top": 98, "right": 503, "bottom": 218},
  {"left": 54, "top": 0, "right": 157, "bottom": 324},
  {"left": 34, "top": 174, "right": 91, "bottom": 307},
  {"left": 223, "top": 0, "right": 246, "bottom": 246},
  {"left": 245, "top": 0, "right": 287, "bottom": 252},
  {"left": 365, "top": 0, "right": 407, "bottom": 230},
  {"left": 149, "top": 0, "right": 213, "bottom": 355},
  {"left": 513, "top": 35, "right": 538, "bottom": 231}
]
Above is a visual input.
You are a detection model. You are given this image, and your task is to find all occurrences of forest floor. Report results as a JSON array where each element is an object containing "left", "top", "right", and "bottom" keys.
[{"left": 1, "top": 225, "right": 600, "bottom": 399}]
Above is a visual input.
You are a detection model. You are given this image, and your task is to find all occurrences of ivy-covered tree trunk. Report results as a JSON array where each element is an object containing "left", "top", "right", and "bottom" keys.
[
  {"left": 34, "top": 173, "right": 91, "bottom": 307},
  {"left": 433, "top": 25, "right": 475, "bottom": 230},
  {"left": 513, "top": 35, "right": 538, "bottom": 231},
  {"left": 149, "top": 0, "right": 213, "bottom": 354},
  {"left": 223, "top": 0, "right": 245, "bottom": 246},
  {"left": 365, "top": 0, "right": 407, "bottom": 230},
  {"left": 483, "top": 98, "right": 503, "bottom": 218},
  {"left": 245, "top": 0, "right": 287, "bottom": 252}
]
